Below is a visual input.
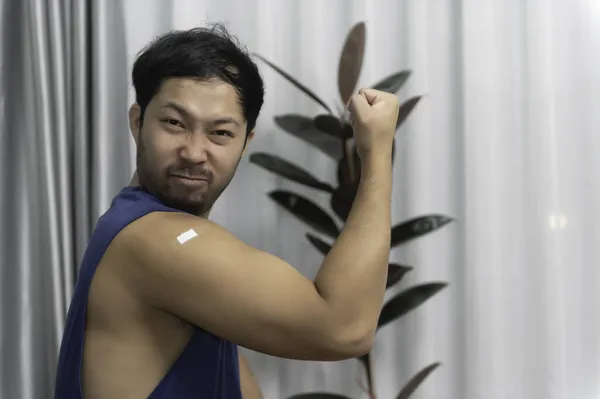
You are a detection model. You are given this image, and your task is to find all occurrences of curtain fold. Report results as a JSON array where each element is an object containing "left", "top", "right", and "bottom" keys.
[
  {"left": 0, "top": 0, "right": 93, "bottom": 397},
  {"left": 1, "top": 1, "right": 599, "bottom": 398},
  {"left": 89, "top": 0, "right": 132, "bottom": 218}
]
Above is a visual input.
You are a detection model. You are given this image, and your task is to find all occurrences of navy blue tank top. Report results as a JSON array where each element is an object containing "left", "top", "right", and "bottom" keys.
[{"left": 54, "top": 186, "right": 242, "bottom": 398}]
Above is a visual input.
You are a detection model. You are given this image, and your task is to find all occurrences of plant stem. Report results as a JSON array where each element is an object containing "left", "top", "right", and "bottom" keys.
[
  {"left": 345, "top": 139, "right": 356, "bottom": 183},
  {"left": 368, "top": 358, "right": 376, "bottom": 399}
]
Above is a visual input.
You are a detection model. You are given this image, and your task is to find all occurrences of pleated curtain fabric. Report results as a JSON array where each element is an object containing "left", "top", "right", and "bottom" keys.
[{"left": 1, "top": 1, "right": 599, "bottom": 398}]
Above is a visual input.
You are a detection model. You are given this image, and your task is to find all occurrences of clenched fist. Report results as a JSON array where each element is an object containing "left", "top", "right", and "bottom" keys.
[{"left": 347, "top": 88, "right": 399, "bottom": 159}]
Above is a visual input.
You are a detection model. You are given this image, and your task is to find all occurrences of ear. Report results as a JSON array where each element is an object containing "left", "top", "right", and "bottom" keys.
[
  {"left": 128, "top": 104, "right": 142, "bottom": 144},
  {"left": 242, "top": 131, "right": 255, "bottom": 155}
]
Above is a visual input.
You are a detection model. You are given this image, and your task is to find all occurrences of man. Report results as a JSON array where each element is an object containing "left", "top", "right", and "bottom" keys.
[{"left": 54, "top": 24, "right": 398, "bottom": 398}]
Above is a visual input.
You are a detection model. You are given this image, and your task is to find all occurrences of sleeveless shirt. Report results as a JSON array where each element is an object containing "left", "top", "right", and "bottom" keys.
[{"left": 54, "top": 186, "right": 242, "bottom": 398}]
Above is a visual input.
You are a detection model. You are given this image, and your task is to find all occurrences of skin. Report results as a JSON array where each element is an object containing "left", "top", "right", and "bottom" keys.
[
  {"left": 239, "top": 353, "right": 263, "bottom": 399},
  {"left": 83, "top": 77, "right": 262, "bottom": 398},
  {"left": 130, "top": 77, "right": 255, "bottom": 217},
  {"left": 82, "top": 77, "right": 398, "bottom": 398}
]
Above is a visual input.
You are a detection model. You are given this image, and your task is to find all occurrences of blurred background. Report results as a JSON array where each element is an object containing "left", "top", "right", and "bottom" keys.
[{"left": 1, "top": 0, "right": 600, "bottom": 398}]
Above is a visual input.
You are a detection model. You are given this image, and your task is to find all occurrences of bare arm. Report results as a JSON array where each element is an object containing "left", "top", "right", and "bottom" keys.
[
  {"left": 239, "top": 353, "right": 262, "bottom": 399},
  {"left": 314, "top": 151, "right": 392, "bottom": 336},
  {"left": 119, "top": 89, "right": 398, "bottom": 361}
]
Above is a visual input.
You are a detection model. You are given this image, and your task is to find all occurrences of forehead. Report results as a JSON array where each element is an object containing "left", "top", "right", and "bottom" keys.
[{"left": 151, "top": 77, "right": 245, "bottom": 123}]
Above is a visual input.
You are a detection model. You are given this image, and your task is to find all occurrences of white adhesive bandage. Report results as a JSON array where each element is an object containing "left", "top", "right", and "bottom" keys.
[{"left": 176, "top": 228, "right": 198, "bottom": 244}]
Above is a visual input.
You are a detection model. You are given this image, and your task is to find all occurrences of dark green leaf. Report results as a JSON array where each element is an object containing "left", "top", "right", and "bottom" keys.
[
  {"left": 341, "top": 123, "right": 354, "bottom": 139},
  {"left": 337, "top": 145, "right": 361, "bottom": 186},
  {"left": 305, "top": 233, "right": 332, "bottom": 256},
  {"left": 378, "top": 283, "right": 447, "bottom": 329},
  {"left": 372, "top": 70, "right": 411, "bottom": 94},
  {"left": 391, "top": 214, "right": 454, "bottom": 248},
  {"left": 357, "top": 352, "right": 373, "bottom": 395},
  {"left": 396, "top": 96, "right": 422, "bottom": 129},
  {"left": 330, "top": 183, "right": 358, "bottom": 221},
  {"left": 396, "top": 363, "right": 441, "bottom": 399},
  {"left": 387, "top": 263, "right": 413, "bottom": 288},
  {"left": 252, "top": 54, "right": 332, "bottom": 113},
  {"left": 338, "top": 22, "right": 366, "bottom": 104},
  {"left": 250, "top": 152, "right": 334, "bottom": 193},
  {"left": 288, "top": 394, "right": 352, "bottom": 399},
  {"left": 313, "top": 114, "right": 343, "bottom": 137},
  {"left": 269, "top": 191, "right": 339, "bottom": 238},
  {"left": 274, "top": 115, "right": 343, "bottom": 160},
  {"left": 275, "top": 114, "right": 314, "bottom": 132}
]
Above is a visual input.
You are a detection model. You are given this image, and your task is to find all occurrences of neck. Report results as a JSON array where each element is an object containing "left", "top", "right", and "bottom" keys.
[
  {"left": 129, "top": 172, "right": 140, "bottom": 187},
  {"left": 199, "top": 209, "right": 211, "bottom": 219}
]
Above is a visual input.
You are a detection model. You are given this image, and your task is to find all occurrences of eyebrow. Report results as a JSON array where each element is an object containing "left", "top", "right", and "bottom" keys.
[{"left": 162, "top": 102, "right": 241, "bottom": 127}]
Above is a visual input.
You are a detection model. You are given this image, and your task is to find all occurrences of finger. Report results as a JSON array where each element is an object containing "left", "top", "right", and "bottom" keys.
[
  {"left": 358, "top": 88, "right": 381, "bottom": 105},
  {"left": 347, "top": 93, "right": 370, "bottom": 117}
]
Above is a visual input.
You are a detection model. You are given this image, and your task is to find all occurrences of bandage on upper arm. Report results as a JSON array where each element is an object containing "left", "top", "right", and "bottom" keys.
[{"left": 176, "top": 228, "right": 198, "bottom": 244}]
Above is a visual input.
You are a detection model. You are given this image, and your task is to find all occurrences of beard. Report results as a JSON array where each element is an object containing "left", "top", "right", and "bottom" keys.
[{"left": 135, "top": 135, "right": 236, "bottom": 216}]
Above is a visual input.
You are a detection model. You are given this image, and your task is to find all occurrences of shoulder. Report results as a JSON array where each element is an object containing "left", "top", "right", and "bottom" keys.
[
  {"left": 117, "top": 211, "right": 231, "bottom": 254},
  {"left": 112, "top": 210, "right": 250, "bottom": 287}
]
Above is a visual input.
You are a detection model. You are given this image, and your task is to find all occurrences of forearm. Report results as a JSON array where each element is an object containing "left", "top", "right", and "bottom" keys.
[
  {"left": 315, "top": 150, "right": 393, "bottom": 336},
  {"left": 239, "top": 353, "right": 263, "bottom": 399}
]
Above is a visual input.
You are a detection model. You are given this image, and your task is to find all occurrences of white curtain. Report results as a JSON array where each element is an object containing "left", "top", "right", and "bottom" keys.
[
  {"left": 2, "top": 0, "right": 594, "bottom": 397},
  {"left": 0, "top": 1, "right": 95, "bottom": 397},
  {"left": 119, "top": 1, "right": 600, "bottom": 398},
  {"left": 0, "top": 0, "right": 131, "bottom": 397},
  {"left": 6, "top": 0, "right": 599, "bottom": 398}
]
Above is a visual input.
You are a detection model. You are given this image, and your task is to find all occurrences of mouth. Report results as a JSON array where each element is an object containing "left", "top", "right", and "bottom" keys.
[{"left": 171, "top": 174, "right": 210, "bottom": 186}]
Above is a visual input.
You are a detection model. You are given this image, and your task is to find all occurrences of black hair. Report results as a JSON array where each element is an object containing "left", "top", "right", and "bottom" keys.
[{"left": 131, "top": 23, "right": 264, "bottom": 134}]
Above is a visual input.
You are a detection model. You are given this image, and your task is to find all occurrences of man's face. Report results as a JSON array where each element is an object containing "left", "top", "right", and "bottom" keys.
[{"left": 129, "top": 77, "right": 253, "bottom": 216}]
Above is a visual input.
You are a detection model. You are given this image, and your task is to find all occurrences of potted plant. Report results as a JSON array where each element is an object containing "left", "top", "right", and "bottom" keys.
[{"left": 250, "top": 21, "right": 453, "bottom": 399}]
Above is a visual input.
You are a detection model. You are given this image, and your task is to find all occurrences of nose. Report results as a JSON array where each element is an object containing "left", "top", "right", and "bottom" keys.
[{"left": 178, "top": 134, "right": 208, "bottom": 164}]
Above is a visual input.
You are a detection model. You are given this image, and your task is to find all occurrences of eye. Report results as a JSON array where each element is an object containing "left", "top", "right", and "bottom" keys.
[
  {"left": 162, "top": 118, "right": 184, "bottom": 128},
  {"left": 212, "top": 130, "right": 234, "bottom": 137}
]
